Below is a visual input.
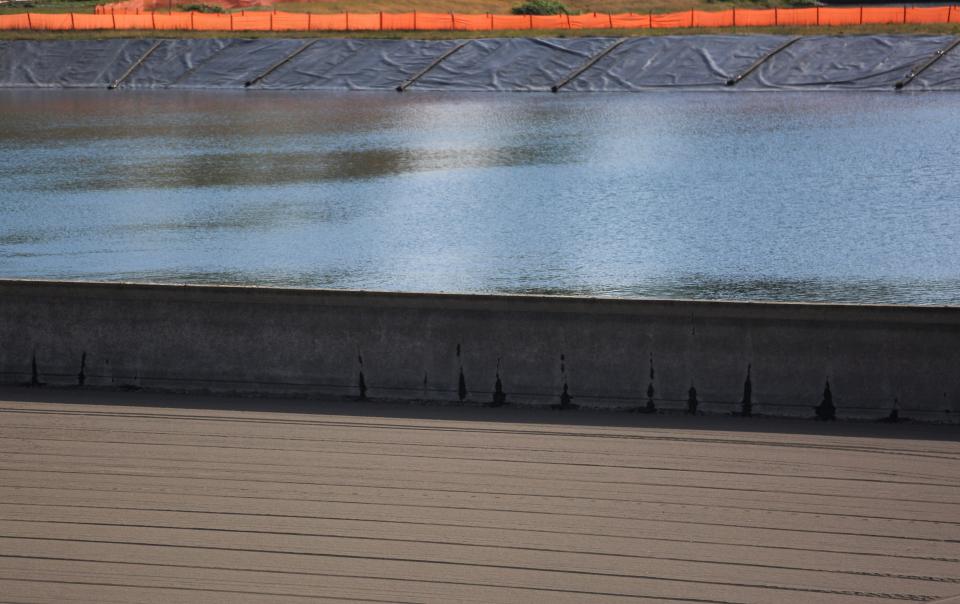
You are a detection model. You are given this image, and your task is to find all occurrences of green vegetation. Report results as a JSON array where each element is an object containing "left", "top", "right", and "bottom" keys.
[
  {"left": 178, "top": 3, "right": 225, "bottom": 11},
  {"left": 0, "top": 0, "right": 98, "bottom": 14},
  {"left": 511, "top": 0, "right": 567, "bottom": 15}
]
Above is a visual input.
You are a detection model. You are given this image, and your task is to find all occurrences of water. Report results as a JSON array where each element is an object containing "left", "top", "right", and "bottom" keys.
[{"left": 1, "top": 89, "right": 959, "bottom": 305}]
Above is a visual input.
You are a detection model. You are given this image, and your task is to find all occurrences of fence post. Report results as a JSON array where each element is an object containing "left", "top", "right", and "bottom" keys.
[
  {"left": 190, "top": 10, "right": 194, "bottom": 30},
  {"left": 379, "top": 11, "right": 383, "bottom": 30},
  {"left": 70, "top": 12, "right": 75, "bottom": 30},
  {"left": 733, "top": 6, "right": 736, "bottom": 27},
  {"left": 345, "top": 11, "right": 349, "bottom": 30},
  {"left": 608, "top": 13, "right": 613, "bottom": 28},
  {"left": 903, "top": 5, "right": 907, "bottom": 23},
  {"left": 307, "top": 12, "right": 312, "bottom": 30},
  {"left": 152, "top": 11, "right": 155, "bottom": 28},
  {"left": 413, "top": 10, "right": 417, "bottom": 30},
  {"left": 774, "top": 7, "right": 778, "bottom": 26},
  {"left": 451, "top": 12, "right": 455, "bottom": 30},
  {"left": 529, "top": 14, "right": 533, "bottom": 29},
  {"left": 859, "top": 5, "right": 863, "bottom": 25},
  {"left": 26, "top": 12, "right": 32, "bottom": 29},
  {"left": 230, "top": 12, "right": 234, "bottom": 31},
  {"left": 816, "top": 6, "right": 820, "bottom": 25},
  {"left": 648, "top": 10, "right": 652, "bottom": 27},
  {"left": 690, "top": 8, "right": 694, "bottom": 28},
  {"left": 112, "top": 12, "right": 116, "bottom": 29}
]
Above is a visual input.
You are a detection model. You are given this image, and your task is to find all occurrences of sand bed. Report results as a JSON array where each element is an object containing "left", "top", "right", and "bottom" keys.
[{"left": 0, "top": 387, "right": 958, "bottom": 603}]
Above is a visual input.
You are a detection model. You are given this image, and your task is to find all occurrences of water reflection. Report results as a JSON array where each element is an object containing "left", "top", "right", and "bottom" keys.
[
  {"left": 27, "top": 145, "right": 578, "bottom": 191},
  {"left": 1, "top": 89, "right": 959, "bottom": 305},
  {"left": 507, "top": 276, "right": 960, "bottom": 306}
]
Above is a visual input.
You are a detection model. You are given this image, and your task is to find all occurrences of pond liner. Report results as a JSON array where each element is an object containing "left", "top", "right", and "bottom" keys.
[
  {"left": 897, "top": 37, "right": 960, "bottom": 90},
  {"left": 0, "top": 39, "right": 157, "bottom": 88},
  {"left": 912, "top": 49, "right": 960, "bottom": 90},
  {"left": 560, "top": 35, "right": 792, "bottom": 91},
  {"left": 734, "top": 34, "right": 955, "bottom": 90},
  {"left": 167, "top": 38, "right": 306, "bottom": 89},
  {"left": 725, "top": 37, "right": 800, "bottom": 87},
  {"left": 108, "top": 40, "right": 163, "bottom": 89},
  {"left": 551, "top": 37, "right": 627, "bottom": 92},
  {"left": 396, "top": 41, "right": 468, "bottom": 92},
  {"left": 244, "top": 40, "right": 318, "bottom": 88},
  {"left": 1, "top": 36, "right": 960, "bottom": 92},
  {"left": 251, "top": 38, "right": 462, "bottom": 91},
  {"left": 409, "top": 38, "right": 616, "bottom": 91},
  {"left": 120, "top": 39, "right": 234, "bottom": 89}
]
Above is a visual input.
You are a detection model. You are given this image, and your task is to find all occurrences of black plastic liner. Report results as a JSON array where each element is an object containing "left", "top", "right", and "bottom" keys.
[
  {"left": 257, "top": 39, "right": 460, "bottom": 90},
  {"left": 1, "top": 36, "right": 958, "bottom": 91},
  {"left": 168, "top": 38, "right": 305, "bottom": 88},
  {"left": 412, "top": 37, "right": 614, "bottom": 91},
  {"left": 914, "top": 50, "right": 960, "bottom": 91},
  {"left": 737, "top": 35, "right": 954, "bottom": 90},
  {"left": 122, "top": 38, "right": 233, "bottom": 88},
  {"left": 0, "top": 39, "right": 157, "bottom": 88},
  {"left": 564, "top": 35, "right": 789, "bottom": 90}
]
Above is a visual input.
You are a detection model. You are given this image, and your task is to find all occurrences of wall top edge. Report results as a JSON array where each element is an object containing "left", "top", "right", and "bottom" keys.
[{"left": 1, "top": 278, "right": 958, "bottom": 320}]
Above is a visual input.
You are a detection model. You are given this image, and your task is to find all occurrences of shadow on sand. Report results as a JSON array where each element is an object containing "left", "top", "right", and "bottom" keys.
[{"left": 1, "top": 384, "right": 956, "bottom": 443}]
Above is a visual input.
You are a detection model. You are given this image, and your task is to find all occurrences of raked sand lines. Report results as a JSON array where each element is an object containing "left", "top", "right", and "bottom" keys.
[{"left": 0, "top": 388, "right": 958, "bottom": 603}]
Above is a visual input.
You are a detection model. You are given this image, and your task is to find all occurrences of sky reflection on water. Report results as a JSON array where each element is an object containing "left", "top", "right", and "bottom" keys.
[{"left": 1, "top": 89, "right": 959, "bottom": 305}]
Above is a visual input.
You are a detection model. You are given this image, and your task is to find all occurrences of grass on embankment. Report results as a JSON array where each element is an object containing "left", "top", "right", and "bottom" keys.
[
  {"left": 0, "top": 0, "right": 98, "bottom": 13},
  {"left": 1, "top": 23, "right": 960, "bottom": 39}
]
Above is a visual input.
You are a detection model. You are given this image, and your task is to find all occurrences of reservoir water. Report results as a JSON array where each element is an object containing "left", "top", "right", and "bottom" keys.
[{"left": 1, "top": 89, "right": 959, "bottom": 305}]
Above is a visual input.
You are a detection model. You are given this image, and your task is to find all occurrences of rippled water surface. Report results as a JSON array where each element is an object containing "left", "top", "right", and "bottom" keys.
[{"left": 1, "top": 90, "right": 959, "bottom": 304}]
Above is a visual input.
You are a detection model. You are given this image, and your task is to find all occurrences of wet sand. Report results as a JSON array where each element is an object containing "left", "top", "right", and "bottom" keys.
[{"left": 0, "top": 387, "right": 958, "bottom": 603}]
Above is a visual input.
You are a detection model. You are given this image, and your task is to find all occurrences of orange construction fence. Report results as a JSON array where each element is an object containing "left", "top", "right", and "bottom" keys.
[{"left": 1, "top": 6, "right": 958, "bottom": 31}]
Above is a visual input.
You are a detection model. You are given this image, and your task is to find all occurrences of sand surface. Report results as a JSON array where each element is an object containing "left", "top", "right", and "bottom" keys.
[{"left": 0, "top": 387, "right": 958, "bottom": 603}]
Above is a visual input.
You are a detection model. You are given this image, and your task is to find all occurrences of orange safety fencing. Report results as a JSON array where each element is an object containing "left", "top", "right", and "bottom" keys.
[{"left": 2, "top": 6, "right": 958, "bottom": 31}]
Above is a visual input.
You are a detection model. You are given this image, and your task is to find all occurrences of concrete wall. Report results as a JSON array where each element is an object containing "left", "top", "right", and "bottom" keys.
[{"left": 1, "top": 279, "right": 958, "bottom": 421}]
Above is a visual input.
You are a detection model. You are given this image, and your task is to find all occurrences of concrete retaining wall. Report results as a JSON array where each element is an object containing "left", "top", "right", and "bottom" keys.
[{"left": 1, "top": 279, "right": 958, "bottom": 421}]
